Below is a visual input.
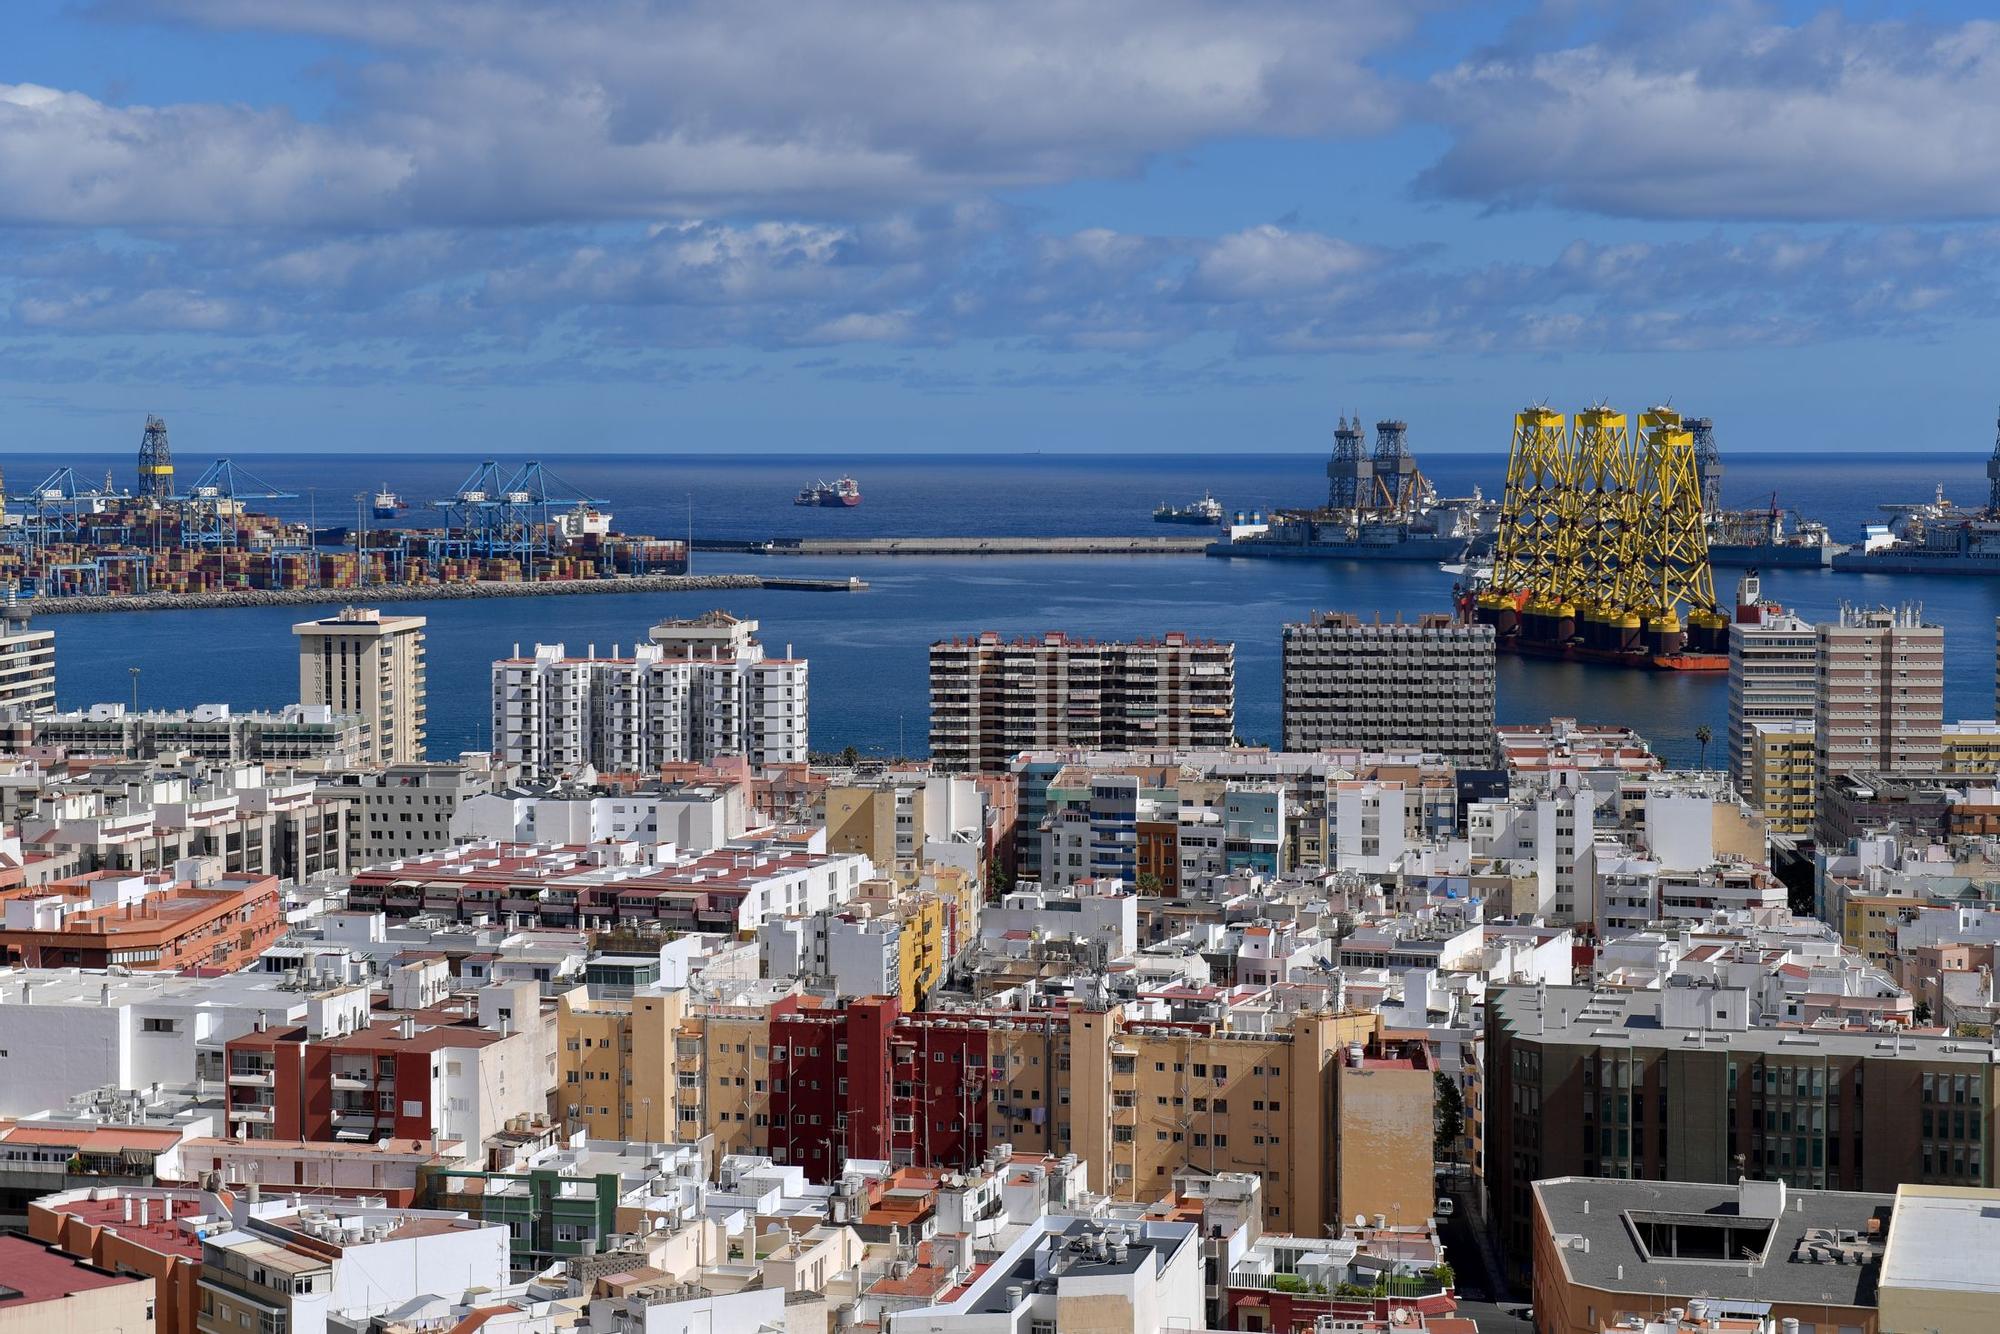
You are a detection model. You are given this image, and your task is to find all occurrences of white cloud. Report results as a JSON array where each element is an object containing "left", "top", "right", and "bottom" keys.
[
  {"left": 12, "top": 0, "right": 1418, "bottom": 228},
  {"left": 0, "top": 84, "right": 411, "bottom": 226},
  {"left": 1186, "top": 225, "right": 1380, "bottom": 299},
  {"left": 1421, "top": 15, "right": 2000, "bottom": 221}
]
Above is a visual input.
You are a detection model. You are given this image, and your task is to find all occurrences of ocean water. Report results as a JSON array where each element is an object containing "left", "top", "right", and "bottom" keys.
[{"left": 20, "top": 450, "right": 2000, "bottom": 767}]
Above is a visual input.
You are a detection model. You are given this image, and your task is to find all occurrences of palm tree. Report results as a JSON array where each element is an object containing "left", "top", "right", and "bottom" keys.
[{"left": 1694, "top": 724, "right": 1713, "bottom": 771}]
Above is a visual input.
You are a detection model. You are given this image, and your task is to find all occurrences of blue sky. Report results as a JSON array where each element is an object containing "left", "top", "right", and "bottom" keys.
[{"left": 5, "top": 0, "right": 2000, "bottom": 455}]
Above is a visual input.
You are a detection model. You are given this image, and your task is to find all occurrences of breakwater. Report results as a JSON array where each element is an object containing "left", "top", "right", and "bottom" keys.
[
  {"left": 27, "top": 572, "right": 865, "bottom": 615},
  {"left": 696, "top": 535, "right": 1212, "bottom": 556}
]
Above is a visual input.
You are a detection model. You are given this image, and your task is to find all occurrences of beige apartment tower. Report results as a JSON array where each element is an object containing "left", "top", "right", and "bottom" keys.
[
  {"left": 294, "top": 607, "right": 427, "bottom": 765},
  {"left": 1814, "top": 603, "right": 1943, "bottom": 781}
]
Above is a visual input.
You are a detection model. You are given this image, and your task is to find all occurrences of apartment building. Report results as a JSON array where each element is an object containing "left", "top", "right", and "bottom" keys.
[
  {"left": 823, "top": 772, "right": 986, "bottom": 881},
  {"left": 0, "top": 600, "right": 56, "bottom": 717},
  {"left": 1725, "top": 579, "right": 1817, "bottom": 794},
  {"left": 1280, "top": 611, "right": 1496, "bottom": 766},
  {"left": 318, "top": 759, "right": 495, "bottom": 864},
  {"left": 1746, "top": 719, "right": 1817, "bottom": 836},
  {"left": 1530, "top": 1176, "right": 1888, "bottom": 1334},
  {"left": 34, "top": 702, "right": 366, "bottom": 767},
  {"left": 761, "top": 896, "right": 949, "bottom": 1011},
  {"left": 27, "top": 1186, "right": 221, "bottom": 1334},
  {"left": 1468, "top": 786, "right": 1598, "bottom": 922},
  {"left": 670, "top": 994, "right": 1428, "bottom": 1237},
  {"left": 344, "top": 836, "right": 872, "bottom": 933},
  {"left": 194, "top": 1203, "right": 507, "bottom": 1334},
  {"left": 0, "top": 1234, "right": 156, "bottom": 1334},
  {"left": 1942, "top": 720, "right": 2000, "bottom": 775},
  {"left": 294, "top": 607, "right": 427, "bottom": 765},
  {"left": 1816, "top": 603, "right": 1944, "bottom": 780},
  {"left": 15, "top": 764, "right": 349, "bottom": 883},
  {"left": 1487, "top": 983, "right": 1997, "bottom": 1267},
  {"left": 491, "top": 612, "right": 808, "bottom": 777},
  {"left": 222, "top": 985, "right": 542, "bottom": 1159},
  {"left": 554, "top": 988, "right": 685, "bottom": 1141},
  {"left": 0, "top": 871, "right": 282, "bottom": 972},
  {"left": 928, "top": 632, "right": 1234, "bottom": 772}
]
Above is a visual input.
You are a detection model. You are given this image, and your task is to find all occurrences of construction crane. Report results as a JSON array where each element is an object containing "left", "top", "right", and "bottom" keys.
[
  {"left": 172, "top": 458, "right": 298, "bottom": 549},
  {"left": 138, "top": 415, "right": 175, "bottom": 501}
]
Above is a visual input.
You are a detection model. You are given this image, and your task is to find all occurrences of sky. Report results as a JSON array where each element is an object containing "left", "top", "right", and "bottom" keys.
[{"left": 5, "top": 0, "right": 2000, "bottom": 455}]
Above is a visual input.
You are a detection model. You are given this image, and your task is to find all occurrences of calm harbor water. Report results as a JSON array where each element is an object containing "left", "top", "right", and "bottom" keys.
[{"left": 25, "top": 450, "right": 2000, "bottom": 767}]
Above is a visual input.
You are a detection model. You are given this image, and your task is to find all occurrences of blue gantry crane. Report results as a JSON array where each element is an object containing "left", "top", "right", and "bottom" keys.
[
  {"left": 428, "top": 460, "right": 604, "bottom": 571},
  {"left": 172, "top": 458, "right": 299, "bottom": 550}
]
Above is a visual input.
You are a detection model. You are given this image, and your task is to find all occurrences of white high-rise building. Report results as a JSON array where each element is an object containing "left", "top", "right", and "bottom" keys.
[
  {"left": 1725, "top": 574, "right": 1817, "bottom": 795},
  {"left": 492, "top": 611, "right": 807, "bottom": 776},
  {"left": 0, "top": 598, "right": 55, "bottom": 717}
]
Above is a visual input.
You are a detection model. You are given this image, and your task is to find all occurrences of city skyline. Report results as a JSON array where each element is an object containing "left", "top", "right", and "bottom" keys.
[{"left": 4, "top": 1, "right": 2000, "bottom": 454}]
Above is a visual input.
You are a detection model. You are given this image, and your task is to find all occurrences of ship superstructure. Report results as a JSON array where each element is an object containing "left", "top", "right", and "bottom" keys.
[
  {"left": 1832, "top": 410, "right": 2000, "bottom": 574},
  {"left": 1209, "top": 415, "right": 1494, "bottom": 561}
]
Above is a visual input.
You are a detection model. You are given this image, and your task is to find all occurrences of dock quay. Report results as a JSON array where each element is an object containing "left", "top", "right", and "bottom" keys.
[
  {"left": 26, "top": 572, "right": 866, "bottom": 615},
  {"left": 694, "top": 536, "right": 1212, "bottom": 556}
]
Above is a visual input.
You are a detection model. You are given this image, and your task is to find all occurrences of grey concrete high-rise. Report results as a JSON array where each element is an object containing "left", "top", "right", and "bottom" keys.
[
  {"left": 929, "top": 631, "right": 1234, "bottom": 771},
  {"left": 1280, "top": 611, "right": 1495, "bottom": 766}
]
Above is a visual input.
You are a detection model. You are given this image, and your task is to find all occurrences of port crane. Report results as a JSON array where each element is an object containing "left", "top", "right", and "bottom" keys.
[
  {"left": 171, "top": 458, "right": 299, "bottom": 550},
  {"left": 428, "top": 460, "right": 605, "bottom": 573}
]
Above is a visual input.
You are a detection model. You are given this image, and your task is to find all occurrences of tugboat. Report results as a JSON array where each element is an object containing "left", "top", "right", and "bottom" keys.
[
  {"left": 795, "top": 477, "right": 862, "bottom": 507},
  {"left": 372, "top": 486, "right": 409, "bottom": 520},
  {"left": 1153, "top": 491, "right": 1225, "bottom": 525}
]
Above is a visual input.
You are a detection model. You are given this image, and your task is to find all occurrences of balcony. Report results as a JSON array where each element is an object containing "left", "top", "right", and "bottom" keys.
[
  {"left": 231, "top": 1106, "right": 275, "bottom": 1124},
  {"left": 227, "top": 1068, "right": 275, "bottom": 1087}
]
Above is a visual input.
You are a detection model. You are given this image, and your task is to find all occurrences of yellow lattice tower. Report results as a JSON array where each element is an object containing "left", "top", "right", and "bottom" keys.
[
  {"left": 1570, "top": 406, "right": 1632, "bottom": 618},
  {"left": 1488, "top": 406, "right": 1570, "bottom": 601},
  {"left": 1629, "top": 408, "right": 1719, "bottom": 637}
]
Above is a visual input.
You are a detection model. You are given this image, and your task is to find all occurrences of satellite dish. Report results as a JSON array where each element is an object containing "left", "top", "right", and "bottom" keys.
[{"left": 1354, "top": 1213, "right": 1368, "bottom": 1228}]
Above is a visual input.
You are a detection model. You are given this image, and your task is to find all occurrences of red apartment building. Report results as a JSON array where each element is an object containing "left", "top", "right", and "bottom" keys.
[{"left": 223, "top": 1011, "right": 522, "bottom": 1147}]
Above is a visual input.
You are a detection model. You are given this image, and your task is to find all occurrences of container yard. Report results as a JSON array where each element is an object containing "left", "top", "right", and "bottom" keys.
[{"left": 0, "top": 422, "right": 688, "bottom": 604}]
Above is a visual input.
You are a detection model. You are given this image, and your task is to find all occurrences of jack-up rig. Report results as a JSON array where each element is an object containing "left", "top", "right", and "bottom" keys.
[{"left": 1462, "top": 404, "right": 1729, "bottom": 671}]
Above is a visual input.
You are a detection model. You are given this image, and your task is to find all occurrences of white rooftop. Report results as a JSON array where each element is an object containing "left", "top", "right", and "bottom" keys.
[{"left": 1880, "top": 1184, "right": 2000, "bottom": 1296}]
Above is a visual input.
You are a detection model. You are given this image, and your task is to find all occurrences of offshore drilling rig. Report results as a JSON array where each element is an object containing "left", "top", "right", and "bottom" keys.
[{"left": 1464, "top": 404, "right": 1728, "bottom": 670}]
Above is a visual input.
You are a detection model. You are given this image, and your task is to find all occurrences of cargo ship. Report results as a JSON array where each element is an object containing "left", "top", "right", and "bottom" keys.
[
  {"left": 1831, "top": 484, "right": 2000, "bottom": 574},
  {"left": 1206, "top": 416, "right": 1497, "bottom": 562},
  {"left": 1153, "top": 492, "right": 1223, "bottom": 525},
  {"left": 372, "top": 486, "right": 408, "bottom": 520},
  {"left": 795, "top": 476, "right": 862, "bottom": 507}
]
